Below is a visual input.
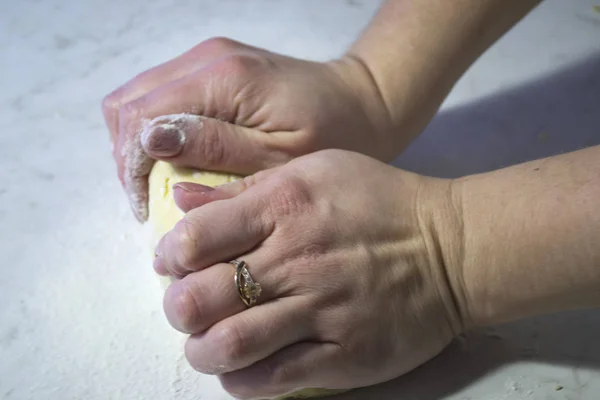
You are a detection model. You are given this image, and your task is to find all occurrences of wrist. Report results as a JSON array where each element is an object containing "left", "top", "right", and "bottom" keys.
[
  {"left": 415, "top": 176, "right": 471, "bottom": 334},
  {"left": 446, "top": 173, "right": 530, "bottom": 329},
  {"left": 326, "top": 56, "right": 398, "bottom": 161},
  {"left": 342, "top": 48, "right": 452, "bottom": 154},
  {"left": 456, "top": 149, "right": 600, "bottom": 328}
]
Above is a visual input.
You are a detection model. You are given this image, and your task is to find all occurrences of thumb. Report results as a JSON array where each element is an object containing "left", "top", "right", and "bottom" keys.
[
  {"left": 173, "top": 167, "right": 278, "bottom": 212},
  {"left": 141, "top": 114, "right": 290, "bottom": 174}
]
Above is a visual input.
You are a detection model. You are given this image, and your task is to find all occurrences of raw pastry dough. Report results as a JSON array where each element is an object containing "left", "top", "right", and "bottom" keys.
[{"left": 148, "top": 161, "right": 347, "bottom": 399}]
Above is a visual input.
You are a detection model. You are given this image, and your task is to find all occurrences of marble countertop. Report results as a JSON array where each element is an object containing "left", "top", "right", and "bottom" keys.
[{"left": 1, "top": 1, "right": 599, "bottom": 399}]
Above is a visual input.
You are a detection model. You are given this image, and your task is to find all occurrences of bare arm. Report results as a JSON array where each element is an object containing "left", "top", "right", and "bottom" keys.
[
  {"left": 104, "top": 0, "right": 544, "bottom": 221},
  {"left": 441, "top": 145, "right": 600, "bottom": 328},
  {"left": 349, "top": 0, "right": 600, "bottom": 327},
  {"left": 345, "top": 0, "right": 542, "bottom": 150}
]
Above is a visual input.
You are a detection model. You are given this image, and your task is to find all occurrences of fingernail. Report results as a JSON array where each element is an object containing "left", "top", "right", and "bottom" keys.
[
  {"left": 141, "top": 124, "right": 186, "bottom": 157},
  {"left": 173, "top": 182, "right": 215, "bottom": 193}
]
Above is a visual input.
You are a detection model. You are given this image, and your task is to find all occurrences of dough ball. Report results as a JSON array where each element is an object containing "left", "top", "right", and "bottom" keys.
[{"left": 147, "top": 161, "right": 348, "bottom": 399}]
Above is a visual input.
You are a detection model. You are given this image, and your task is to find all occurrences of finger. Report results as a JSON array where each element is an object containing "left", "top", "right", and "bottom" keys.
[
  {"left": 115, "top": 123, "right": 154, "bottom": 221},
  {"left": 218, "top": 342, "right": 346, "bottom": 400},
  {"left": 163, "top": 253, "right": 283, "bottom": 334},
  {"left": 102, "top": 37, "right": 252, "bottom": 144},
  {"left": 171, "top": 168, "right": 278, "bottom": 213},
  {"left": 184, "top": 297, "right": 312, "bottom": 375},
  {"left": 172, "top": 182, "right": 220, "bottom": 213},
  {"left": 116, "top": 51, "right": 270, "bottom": 137},
  {"left": 140, "top": 114, "right": 290, "bottom": 174},
  {"left": 155, "top": 186, "right": 272, "bottom": 277}
]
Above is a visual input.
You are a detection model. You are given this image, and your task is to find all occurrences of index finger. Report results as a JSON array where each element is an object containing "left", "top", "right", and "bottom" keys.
[
  {"left": 155, "top": 171, "right": 277, "bottom": 277},
  {"left": 101, "top": 37, "right": 250, "bottom": 145}
]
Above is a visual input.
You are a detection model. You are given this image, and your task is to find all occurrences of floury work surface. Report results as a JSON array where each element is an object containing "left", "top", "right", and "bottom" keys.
[{"left": 1, "top": 0, "right": 600, "bottom": 399}]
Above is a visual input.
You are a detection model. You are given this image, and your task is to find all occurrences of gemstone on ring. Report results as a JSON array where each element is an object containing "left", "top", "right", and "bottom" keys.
[{"left": 230, "top": 259, "right": 262, "bottom": 307}]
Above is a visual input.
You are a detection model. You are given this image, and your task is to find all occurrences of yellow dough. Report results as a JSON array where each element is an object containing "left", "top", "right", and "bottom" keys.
[{"left": 148, "top": 161, "right": 348, "bottom": 400}]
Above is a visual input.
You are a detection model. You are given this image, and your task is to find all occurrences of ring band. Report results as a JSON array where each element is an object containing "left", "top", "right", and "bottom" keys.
[{"left": 230, "top": 259, "right": 262, "bottom": 307}]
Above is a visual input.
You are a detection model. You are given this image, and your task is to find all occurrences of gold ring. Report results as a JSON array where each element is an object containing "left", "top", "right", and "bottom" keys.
[{"left": 230, "top": 259, "right": 262, "bottom": 307}]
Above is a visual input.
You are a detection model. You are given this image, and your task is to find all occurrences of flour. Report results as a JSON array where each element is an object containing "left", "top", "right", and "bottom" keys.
[
  {"left": 123, "top": 113, "right": 200, "bottom": 222},
  {"left": 141, "top": 114, "right": 200, "bottom": 151},
  {"left": 122, "top": 119, "right": 154, "bottom": 222}
]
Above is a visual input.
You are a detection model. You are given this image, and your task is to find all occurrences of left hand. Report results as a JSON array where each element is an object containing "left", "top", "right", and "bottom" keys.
[
  {"left": 154, "top": 149, "right": 465, "bottom": 399},
  {"left": 101, "top": 38, "right": 396, "bottom": 222}
]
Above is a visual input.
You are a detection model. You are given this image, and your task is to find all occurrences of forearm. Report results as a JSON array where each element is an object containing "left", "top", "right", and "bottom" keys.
[
  {"left": 454, "top": 145, "right": 600, "bottom": 327},
  {"left": 347, "top": 0, "right": 541, "bottom": 150}
]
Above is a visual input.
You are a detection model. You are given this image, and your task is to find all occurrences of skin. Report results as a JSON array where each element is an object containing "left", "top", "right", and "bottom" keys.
[
  {"left": 102, "top": 0, "right": 542, "bottom": 221},
  {"left": 102, "top": 0, "right": 599, "bottom": 398},
  {"left": 156, "top": 150, "right": 460, "bottom": 398},
  {"left": 102, "top": 39, "right": 394, "bottom": 221},
  {"left": 154, "top": 146, "right": 600, "bottom": 399},
  {"left": 457, "top": 145, "right": 600, "bottom": 327}
]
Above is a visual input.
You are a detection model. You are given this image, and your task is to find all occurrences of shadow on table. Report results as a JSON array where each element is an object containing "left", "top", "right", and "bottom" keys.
[
  {"left": 394, "top": 53, "right": 600, "bottom": 177},
  {"left": 334, "top": 54, "right": 600, "bottom": 399},
  {"left": 332, "top": 310, "right": 600, "bottom": 399}
]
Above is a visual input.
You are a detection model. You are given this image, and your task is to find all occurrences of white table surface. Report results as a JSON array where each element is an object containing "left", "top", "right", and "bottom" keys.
[{"left": 1, "top": 1, "right": 599, "bottom": 399}]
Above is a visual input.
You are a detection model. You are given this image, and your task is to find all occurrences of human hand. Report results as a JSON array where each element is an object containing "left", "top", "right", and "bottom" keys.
[
  {"left": 102, "top": 38, "right": 397, "bottom": 222},
  {"left": 154, "top": 149, "right": 465, "bottom": 399}
]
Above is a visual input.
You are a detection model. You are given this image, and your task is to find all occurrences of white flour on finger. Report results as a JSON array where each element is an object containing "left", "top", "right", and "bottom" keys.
[
  {"left": 142, "top": 113, "right": 202, "bottom": 140},
  {"left": 123, "top": 118, "right": 154, "bottom": 222},
  {"left": 124, "top": 114, "right": 199, "bottom": 222}
]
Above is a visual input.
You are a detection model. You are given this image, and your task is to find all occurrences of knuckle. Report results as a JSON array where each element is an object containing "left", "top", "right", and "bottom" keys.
[
  {"left": 250, "top": 169, "right": 272, "bottom": 184},
  {"left": 119, "top": 99, "right": 142, "bottom": 122},
  {"left": 130, "top": 68, "right": 154, "bottom": 83},
  {"left": 217, "top": 324, "right": 250, "bottom": 366},
  {"left": 264, "top": 359, "right": 298, "bottom": 386},
  {"left": 165, "top": 281, "right": 200, "bottom": 332},
  {"left": 266, "top": 176, "right": 311, "bottom": 218},
  {"left": 117, "top": 100, "right": 145, "bottom": 138},
  {"left": 101, "top": 92, "right": 120, "bottom": 117},
  {"left": 198, "top": 125, "right": 226, "bottom": 168},
  {"left": 219, "top": 54, "right": 261, "bottom": 77},
  {"left": 219, "top": 375, "right": 251, "bottom": 399},
  {"left": 240, "top": 174, "right": 258, "bottom": 190},
  {"left": 199, "top": 36, "right": 239, "bottom": 52},
  {"left": 220, "top": 363, "right": 293, "bottom": 400},
  {"left": 184, "top": 339, "right": 205, "bottom": 373},
  {"left": 169, "top": 218, "right": 201, "bottom": 276}
]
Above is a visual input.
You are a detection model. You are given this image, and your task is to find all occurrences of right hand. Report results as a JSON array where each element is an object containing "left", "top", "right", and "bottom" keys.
[
  {"left": 154, "top": 149, "right": 465, "bottom": 398},
  {"left": 102, "top": 37, "right": 398, "bottom": 222}
]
